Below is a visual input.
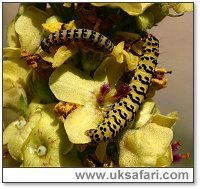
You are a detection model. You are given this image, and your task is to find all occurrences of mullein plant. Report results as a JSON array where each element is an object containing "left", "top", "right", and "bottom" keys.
[{"left": 3, "top": 3, "right": 192, "bottom": 167}]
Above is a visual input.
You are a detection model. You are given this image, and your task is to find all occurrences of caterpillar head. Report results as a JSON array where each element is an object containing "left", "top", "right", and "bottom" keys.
[
  {"left": 86, "top": 124, "right": 111, "bottom": 144},
  {"left": 41, "top": 40, "right": 50, "bottom": 53},
  {"left": 86, "top": 129, "right": 100, "bottom": 144},
  {"left": 140, "top": 34, "right": 159, "bottom": 50}
]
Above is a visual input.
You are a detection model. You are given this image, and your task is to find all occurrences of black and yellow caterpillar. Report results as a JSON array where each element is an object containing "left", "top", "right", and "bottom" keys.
[
  {"left": 86, "top": 34, "right": 159, "bottom": 144},
  {"left": 41, "top": 28, "right": 114, "bottom": 54}
]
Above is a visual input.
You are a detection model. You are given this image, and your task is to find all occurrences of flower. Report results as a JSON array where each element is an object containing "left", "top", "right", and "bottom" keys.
[
  {"left": 136, "top": 3, "right": 193, "bottom": 31},
  {"left": 3, "top": 102, "right": 43, "bottom": 162},
  {"left": 169, "top": 3, "right": 193, "bottom": 14},
  {"left": 49, "top": 63, "right": 111, "bottom": 144},
  {"left": 111, "top": 35, "right": 140, "bottom": 71},
  {"left": 3, "top": 53, "right": 30, "bottom": 111},
  {"left": 91, "top": 3, "right": 153, "bottom": 16},
  {"left": 14, "top": 6, "right": 48, "bottom": 53},
  {"left": 42, "top": 15, "right": 63, "bottom": 33},
  {"left": 119, "top": 102, "right": 178, "bottom": 167},
  {"left": 22, "top": 104, "right": 80, "bottom": 167},
  {"left": 3, "top": 102, "right": 81, "bottom": 167}
]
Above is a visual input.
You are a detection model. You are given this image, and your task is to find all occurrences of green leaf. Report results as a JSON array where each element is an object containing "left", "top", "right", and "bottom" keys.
[
  {"left": 81, "top": 51, "right": 104, "bottom": 75},
  {"left": 32, "top": 76, "right": 57, "bottom": 104},
  {"left": 19, "top": 94, "right": 28, "bottom": 115}
]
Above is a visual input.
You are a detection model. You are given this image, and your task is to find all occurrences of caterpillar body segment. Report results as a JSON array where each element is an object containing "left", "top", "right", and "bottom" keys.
[
  {"left": 86, "top": 34, "right": 159, "bottom": 144},
  {"left": 41, "top": 29, "right": 114, "bottom": 54}
]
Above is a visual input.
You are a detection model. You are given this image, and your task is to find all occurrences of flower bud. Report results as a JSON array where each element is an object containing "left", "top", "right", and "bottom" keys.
[{"left": 136, "top": 11, "right": 154, "bottom": 31}]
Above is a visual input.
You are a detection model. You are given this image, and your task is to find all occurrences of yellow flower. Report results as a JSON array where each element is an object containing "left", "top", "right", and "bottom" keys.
[
  {"left": 119, "top": 124, "right": 173, "bottom": 167},
  {"left": 42, "top": 15, "right": 63, "bottom": 33},
  {"left": 93, "top": 57, "right": 125, "bottom": 88},
  {"left": 63, "top": 3, "right": 72, "bottom": 8},
  {"left": 49, "top": 57, "right": 127, "bottom": 144},
  {"left": 136, "top": 11, "right": 154, "bottom": 31},
  {"left": 91, "top": 3, "right": 153, "bottom": 16},
  {"left": 119, "top": 101, "right": 178, "bottom": 167},
  {"left": 112, "top": 41, "right": 139, "bottom": 71},
  {"left": 172, "top": 3, "right": 193, "bottom": 14},
  {"left": 135, "top": 3, "right": 193, "bottom": 31},
  {"left": 14, "top": 6, "right": 48, "bottom": 53},
  {"left": 49, "top": 64, "right": 109, "bottom": 144},
  {"left": 3, "top": 102, "right": 80, "bottom": 167},
  {"left": 3, "top": 56, "right": 30, "bottom": 110},
  {"left": 22, "top": 104, "right": 80, "bottom": 167},
  {"left": 42, "top": 16, "right": 76, "bottom": 34},
  {"left": 3, "top": 103, "right": 43, "bottom": 162},
  {"left": 112, "top": 41, "right": 124, "bottom": 63},
  {"left": 7, "top": 18, "right": 20, "bottom": 48},
  {"left": 38, "top": 20, "right": 77, "bottom": 67}
]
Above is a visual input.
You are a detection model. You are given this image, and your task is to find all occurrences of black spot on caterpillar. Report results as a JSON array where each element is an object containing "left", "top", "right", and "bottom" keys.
[
  {"left": 86, "top": 34, "right": 159, "bottom": 144},
  {"left": 41, "top": 29, "right": 114, "bottom": 54}
]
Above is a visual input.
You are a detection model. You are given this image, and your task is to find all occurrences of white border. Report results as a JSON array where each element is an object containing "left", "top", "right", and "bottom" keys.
[{"left": 3, "top": 168, "right": 194, "bottom": 183}]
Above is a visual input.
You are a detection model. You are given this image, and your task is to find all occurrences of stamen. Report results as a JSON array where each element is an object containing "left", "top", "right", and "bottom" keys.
[
  {"left": 171, "top": 140, "right": 181, "bottom": 152},
  {"left": 114, "top": 84, "right": 131, "bottom": 99},
  {"left": 100, "top": 83, "right": 110, "bottom": 96},
  {"left": 173, "top": 153, "right": 190, "bottom": 162},
  {"left": 37, "top": 145, "right": 47, "bottom": 156}
]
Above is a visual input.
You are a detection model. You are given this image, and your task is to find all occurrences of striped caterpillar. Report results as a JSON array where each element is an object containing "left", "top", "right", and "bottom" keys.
[
  {"left": 41, "top": 28, "right": 114, "bottom": 54},
  {"left": 86, "top": 34, "right": 159, "bottom": 144}
]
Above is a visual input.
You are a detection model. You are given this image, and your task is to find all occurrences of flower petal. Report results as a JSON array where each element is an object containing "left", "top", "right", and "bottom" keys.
[
  {"left": 49, "top": 64, "right": 107, "bottom": 105},
  {"left": 63, "top": 3, "right": 72, "bottom": 8},
  {"left": 152, "top": 112, "right": 179, "bottom": 128},
  {"left": 172, "top": 3, "right": 193, "bottom": 14},
  {"left": 42, "top": 22, "right": 63, "bottom": 33},
  {"left": 52, "top": 46, "right": 77, "bottom": 67},
  {"left": 112, "top": 41, "right": 125, "bottom": 63},
  {"left": 111, "top": 39, "right": 140, "bottom": 71},
  {"left": 95, "top": 141, "right": 109, "bottom": 163},
  {"left": 136, "top": 11, "right": 154, "bottom": 31},
  {"left": 22, "top": 104, "right": 76, "bottom": 167},
  {"left": 15, "top": 6, "right": 48, "bottom": 53},
  {"left": 3, "top": 47, "right": 21, "bottom": 58},
  {"left": 3, "top": 113, "right": 41, "bottom": 162},
  {"left": 42, "top": 15, "right": 63, "bottom": 33},
  {"left": 3, "top": 76, "right": 27, "bottom": 110},
  {"left": 133, "top": 99, "right": 156, "bottom": 129},
  {"left": 91, "top": 3, "right": 153, "bottom": 16},
  {"left": 3, "top": 58, "right": 30, "bottom": 90},
  {"left": 156, "top": 146, "right": 173, "bottom": 167},
  {"left": 123, "top": 50, "right": 139, "bottom": 71},
  {"left": 64, "top": 104, "right": 104, "bottom": 144},
  {"left": 119, "top": 123, "right": 173, "bottom": 167},
  {"left": 93, "top": 57, "right": 125, "bottom": 87},
  {"left": 7, "top": 18, "right": 20, "bottom": 48},
  {"left": 3, "top": 108, "right": 21, "bottom": 128}
]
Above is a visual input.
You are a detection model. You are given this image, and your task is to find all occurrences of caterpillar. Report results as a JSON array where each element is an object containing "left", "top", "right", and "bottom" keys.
[
  {"left": 41, "top": 28, "right": 114, "bottom": 54},
  {"left": 86, "top": 34, "right": 159, "bottom": 144}
]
